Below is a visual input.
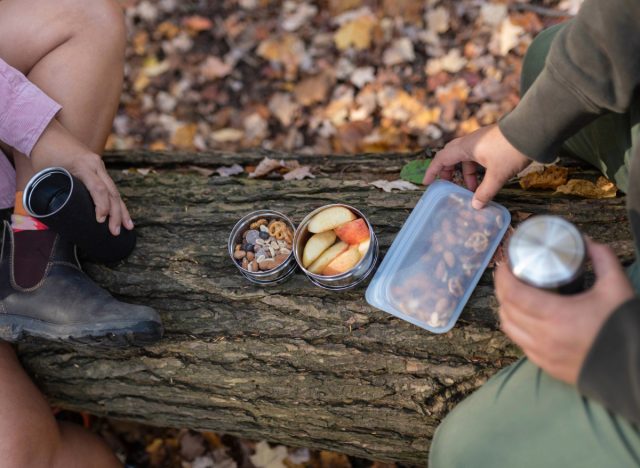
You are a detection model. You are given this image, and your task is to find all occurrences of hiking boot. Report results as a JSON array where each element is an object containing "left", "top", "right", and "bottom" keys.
[{"left": 0, "top": 222, "right": 163, "bottom": 346}]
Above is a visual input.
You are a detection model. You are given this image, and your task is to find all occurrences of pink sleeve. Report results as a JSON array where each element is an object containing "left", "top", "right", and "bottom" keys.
[{"left": 0, "top": 58, "right": 61, "bottom": 157}]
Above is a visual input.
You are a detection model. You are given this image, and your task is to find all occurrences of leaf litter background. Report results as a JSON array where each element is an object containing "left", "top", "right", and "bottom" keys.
[{"left": 90, "top": 0, "right": 595, "bottom": 466}]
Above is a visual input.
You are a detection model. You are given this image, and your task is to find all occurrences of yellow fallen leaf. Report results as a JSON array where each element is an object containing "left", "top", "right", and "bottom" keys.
[
  {"left": 142, "top": 56, "right": 171, "bottom": 78},
  {"left": 458, "top": 117, "right": 481, "bottom": 135},
  {"left": 555, "top": 176, "right": 618, "bottom": 199},
  {"left": 519, "top": 166, "right": 569, "bottom": 190},
  {"left": 155, "top": 21, "right": 180, "bottom": 39},
  {"left": 334, "top": 15, "right": 377, "bottom": 50},
  {"left": 171, "top": 123, "right": 198, "bottom": 149},
  {"left": 133, "top": 73, "right": 151, "bottom": 93}
]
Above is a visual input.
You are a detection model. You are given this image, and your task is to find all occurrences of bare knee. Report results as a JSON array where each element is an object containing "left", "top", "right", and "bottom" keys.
[
  {"left": 61, "top": 0, "right": 127, "bottom": 55},
  {"left": 0, "top": 421, "right": 61, "bottom": 468}
]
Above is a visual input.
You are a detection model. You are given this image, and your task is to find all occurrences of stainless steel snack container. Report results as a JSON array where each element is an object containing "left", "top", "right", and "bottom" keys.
[
  {"left": 228, "top": 210, "right": 297, "bottom": 285},
  {"left": 293, "top": 204, "right": 379, "bottom": 290}
]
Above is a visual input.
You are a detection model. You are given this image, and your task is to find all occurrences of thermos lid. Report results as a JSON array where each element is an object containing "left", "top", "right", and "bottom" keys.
[{"left": 508, "top": 215, "right": 585, "bottom": 289}]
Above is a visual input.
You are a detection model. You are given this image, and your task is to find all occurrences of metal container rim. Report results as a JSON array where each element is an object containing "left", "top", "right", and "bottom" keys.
[
  {"left": 293, "top": 203, "right": 375, "bottom": 280},
  {"left": 228, "top": 209, "right": 296, "bottom": 278}
]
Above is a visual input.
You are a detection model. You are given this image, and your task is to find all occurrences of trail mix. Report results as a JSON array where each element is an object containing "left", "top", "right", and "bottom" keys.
[
  {"left": 390, "top": 193, "right": 505, "bottom": 328},
  {"left": 233, "top": 218, "right": 294, "bottom": 272}
]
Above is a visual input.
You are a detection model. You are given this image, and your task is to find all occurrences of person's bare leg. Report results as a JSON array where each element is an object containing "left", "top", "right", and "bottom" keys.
[
  {"left": 0, "top": 0, "right": 126, "bottom": 189},
  {"left": 0, "top": 0, "right": 127, "bottom": 466},
  {"left": 0, "top": 343, "right": 120, "bottom": 467}
]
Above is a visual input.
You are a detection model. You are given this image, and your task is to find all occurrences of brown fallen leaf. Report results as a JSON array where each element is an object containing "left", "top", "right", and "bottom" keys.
[
  {"left": 382, "top": 37, "right": 415, "bottom": 66},
  {"left": 249, "top": 157, "right": 285, "bottom": 178},
  {"left": 513, "top": 211, "right": 534, "bottom": 222},
  {"left": 519, "top": 166, "right": 569, "bottom": 190},
  {"left": 555, "top": 176, "right": 618, "bottom": 199},
  {"left": 256, "top": 34, "right": 306, "bottom": 77},
  {"left": 201, "top": 56, "right": 233, "bottom": 80},
  {"left": 294, "top": 73, "right": 333, "bottom": 106},
  {"left": 319, "top": 451, "right": 352, "bottom": 468},
  {"left": 269, "top": 93, "right": 299, "bottom": 126},
  {"left": 283, "top": 166, "right": 314, "bottom": 180}
]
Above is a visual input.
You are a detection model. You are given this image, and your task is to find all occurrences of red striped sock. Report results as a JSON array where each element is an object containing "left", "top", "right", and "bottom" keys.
[{"left": 11, "top": 191, "right": 48, "bottom": 232}]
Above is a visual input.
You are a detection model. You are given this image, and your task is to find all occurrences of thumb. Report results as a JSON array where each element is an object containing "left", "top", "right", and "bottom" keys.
[
  {"left": 586, "top": 238, "right": 624, "bottom": 281},
  {"left": 471, "top": 171, "right": 503, "bottom": 209}
]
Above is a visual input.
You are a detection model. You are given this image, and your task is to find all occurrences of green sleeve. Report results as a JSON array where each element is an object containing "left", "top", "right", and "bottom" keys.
[
  {"left": 499, "top": 0, "right": 640, "bottom": 162},
  {"left": 578, "top": 297, "right": 640, "bottom": 424}
]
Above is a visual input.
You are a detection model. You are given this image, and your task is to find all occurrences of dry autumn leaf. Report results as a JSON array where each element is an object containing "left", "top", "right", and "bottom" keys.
[
  {"left": 250, "top": 441, "right": 288, "bottom": 468},
  {"left": 519, "top": 166, "right": 569, "bottom": 190},
  {"left": 555, "top": 176, "right": 618, "bottom": 199},
  {"left": 248, "top": 157, "right": 285, "bottom": 178},
  {"left": 183, "top": 15, "right": 213, "bottom": 33},
  {"left": 171, "top": 123, "right": 198, "bottom": 149},
  {"left": 257, "top": 34, "right": 306, "bottom": 77},
  {"left": 370, "top": 179, "right": 421, "bottom": 192},
  {"left": 283, "top": 166, "right": 315, "bottom": 180},
  {"left": 201, "top": 56, "right": 233, "bottom": 80},
  {"left": 294, "top": 73, "right": 333, "bottom": 106},
  {"left": 334, "top": 14, "right": 377, "bottom": 51}
]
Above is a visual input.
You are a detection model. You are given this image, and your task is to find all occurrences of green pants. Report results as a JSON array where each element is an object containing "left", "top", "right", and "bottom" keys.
[{"left": 429, "top": 24, "right": 640, "bottom": 467}]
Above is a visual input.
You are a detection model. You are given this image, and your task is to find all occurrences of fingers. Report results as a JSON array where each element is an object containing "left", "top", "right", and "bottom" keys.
[
  {"left": 461, "top": 161, "right": 478, "bottom": 191},
  {"left": 494, "top": 262, "right": 566, "bottom": 319},
  {"left": 585, "top": 238, "right": 623, "bottom": 280},
  {"left": 96, "top": 169, "right": 123, "bottom": 236},
  {"left": 471, "top": 171, "right": 504, "bottom": 210},
  {"left": 75, "top": 155, "right": 133, "bottom": 236},
  {"left": 422, "top": 143, "right": 470, "bottom": 185}
]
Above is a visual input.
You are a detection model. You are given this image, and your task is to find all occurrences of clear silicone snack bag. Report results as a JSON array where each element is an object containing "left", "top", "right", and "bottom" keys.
[{"left": 365, "top": 180, "right": 510, "bottom": 333}]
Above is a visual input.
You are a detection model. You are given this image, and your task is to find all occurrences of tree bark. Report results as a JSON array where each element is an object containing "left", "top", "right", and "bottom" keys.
[{"left": 15, "top": 150, "right": 633, "bottom": 465}]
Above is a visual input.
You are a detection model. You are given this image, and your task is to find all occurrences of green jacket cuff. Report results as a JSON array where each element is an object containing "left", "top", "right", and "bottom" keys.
[{"left": 578, "top": 297, "right": 640, "bottom": 425}]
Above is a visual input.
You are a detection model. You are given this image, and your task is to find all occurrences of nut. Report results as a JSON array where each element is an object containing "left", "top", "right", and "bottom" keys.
[
  {"left": 234, "top": 250, "right": 246, "bottom": 260},
  {"left": 464, "top": 232, "right": 489, "bottom": 253},
  {"left": 443, "top": 251, "right": 455, "bottom": 268},
  {"left": 448, "top": 277, "right": 464, "bottom": 297}
]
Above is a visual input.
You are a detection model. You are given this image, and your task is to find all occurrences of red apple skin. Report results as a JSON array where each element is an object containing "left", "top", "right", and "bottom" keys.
[{"left": 334, "top": 218, "right": 370, "bottom": 245}]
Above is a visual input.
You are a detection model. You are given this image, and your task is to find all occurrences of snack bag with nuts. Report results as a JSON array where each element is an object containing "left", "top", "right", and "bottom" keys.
[{"left": 365, "top": 180, "right": 510, "bottom": 333}]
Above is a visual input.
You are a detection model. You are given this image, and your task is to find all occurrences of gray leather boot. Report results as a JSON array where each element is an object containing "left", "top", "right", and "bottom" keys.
[{"left": 0, "top": 221, "right": 162, "bottom": 345}]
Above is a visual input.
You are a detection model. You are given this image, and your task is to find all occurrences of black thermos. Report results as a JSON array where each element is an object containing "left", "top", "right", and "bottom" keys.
[{"left": 23, "top": 167, "right": 136, "bottom": 263}]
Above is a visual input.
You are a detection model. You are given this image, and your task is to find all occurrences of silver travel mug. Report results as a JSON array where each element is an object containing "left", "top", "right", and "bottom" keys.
[{"left": 507, "top": 215, "right": 586, "bottom": 294}]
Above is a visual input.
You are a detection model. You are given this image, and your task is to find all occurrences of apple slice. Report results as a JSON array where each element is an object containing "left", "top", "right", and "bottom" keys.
[
  {"left": 302, "top": 231, "right": 336, "bottom": 267},
  {"left": 322, "top": 245, "right": 362, "bottom": 276},
  {"left": 307, "top": 241, "right": 348, "bottom": 274},
  {"left": 334, "top": 218, "right": 370, "bottom": 244},
  {"left": 308, "top": 207, "right": 356, "bottom": 233},
  {"left": 357, "top": 239, "right": 371, "bottom": 257}
]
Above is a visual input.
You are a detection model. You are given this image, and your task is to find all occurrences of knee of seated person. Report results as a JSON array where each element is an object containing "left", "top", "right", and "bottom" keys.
[
  {"left": 60, "top": 0, "right": 126, "bottom": 53},
  {"left": 429, "top": 405, "right": 484, "bottom": 468},
  {"left": 0, "top": 425, "right": 61, "bottom": 468}
]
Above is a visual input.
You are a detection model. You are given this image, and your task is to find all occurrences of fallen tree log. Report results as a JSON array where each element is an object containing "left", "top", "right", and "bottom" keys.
[{"left": 15, "top": 150, "right": 633, "bottom": 465}]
